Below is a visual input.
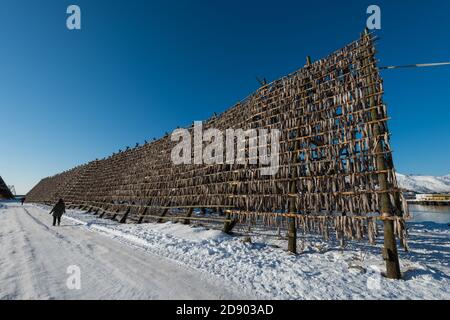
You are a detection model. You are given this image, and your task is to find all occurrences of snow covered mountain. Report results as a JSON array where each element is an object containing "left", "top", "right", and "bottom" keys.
[{"left": 396, "top": 173, "right": 450, "bottom": 194}]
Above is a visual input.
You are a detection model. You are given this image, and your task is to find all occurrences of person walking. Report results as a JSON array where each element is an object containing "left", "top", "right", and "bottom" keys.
[
  {"left": 49, "top": 199, "right": 66, "bottom": 226},
  {"left": 21, "top": 197, "right": 26, "bottom": 205}
]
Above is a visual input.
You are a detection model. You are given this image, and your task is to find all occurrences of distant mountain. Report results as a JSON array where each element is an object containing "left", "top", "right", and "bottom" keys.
[{"left": 396, "top": 173, "right": 450, "bottom": 194}]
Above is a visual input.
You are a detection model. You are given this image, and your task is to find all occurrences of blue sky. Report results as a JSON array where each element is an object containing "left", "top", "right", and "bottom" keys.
[{"left": 0, "top": 0, "right": 449, "bottom": 194}]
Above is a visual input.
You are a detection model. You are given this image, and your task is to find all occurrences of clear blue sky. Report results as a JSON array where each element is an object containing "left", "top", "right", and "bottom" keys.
[{"left": 1, "top": 0, "right": 449, "bottom": 194}]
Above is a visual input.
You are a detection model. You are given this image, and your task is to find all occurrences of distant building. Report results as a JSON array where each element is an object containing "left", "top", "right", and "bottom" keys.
[
  {"left": 412, "top": 194, "right": 450, "bottom": 206},
  {"left": 403, "top": 191, "right": 418, "bottom": 200},
  {"left": 416, "top": 194, "right": 450, "bottom": 201}
]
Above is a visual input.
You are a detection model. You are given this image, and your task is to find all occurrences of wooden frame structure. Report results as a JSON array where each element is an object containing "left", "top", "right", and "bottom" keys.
[{"left": 27, "top": 31, "right": 407, "bottom": 278}]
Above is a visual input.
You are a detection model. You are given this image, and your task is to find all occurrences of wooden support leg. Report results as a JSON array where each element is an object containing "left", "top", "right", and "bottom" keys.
[
  {"left": 398, "top": 231, "right": 404, "bottom": 249},
  {"left": 383, "top": 220, "right": 401, "bottom": 279},
  {"left": 183, "top": 208, "right": 194, "bottom": 225},
  {"left": 99, "top": 211, "right": 105, "bottom": 218},
  {"left": 157, "top": 209, "right": 168, "bottom": 223},
  {"left": 339, "top": 230, "right": 345, "bottom": 248},
  {"left": 137, "top": 208, "right": 147, "bottom": 224},
  {"left": 223, "top": 213, "right": 237, "bottom": 234},
  {"left": 119, "top": 208, "right": 130, "bottom": 224},
  {"left": 288, "top": 217, "right": 297, "bottom": 254}
]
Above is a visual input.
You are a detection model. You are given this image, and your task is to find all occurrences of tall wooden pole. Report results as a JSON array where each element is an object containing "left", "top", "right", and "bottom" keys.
[
  {"left": 363, "top": 29, "right": 401, "bottom": 279},
  {"left": 287, "top": 55, "right": 312, "bottom": 254}
]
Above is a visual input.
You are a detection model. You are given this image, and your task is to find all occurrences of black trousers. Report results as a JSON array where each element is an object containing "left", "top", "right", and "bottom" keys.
[{"left": 53, "top": 216, "right": 61, "bottom": 226}]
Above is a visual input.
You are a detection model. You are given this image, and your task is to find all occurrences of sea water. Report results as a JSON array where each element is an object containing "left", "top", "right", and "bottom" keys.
[{"left": 408, "top": 204, "right": 450, "bottom": 224}]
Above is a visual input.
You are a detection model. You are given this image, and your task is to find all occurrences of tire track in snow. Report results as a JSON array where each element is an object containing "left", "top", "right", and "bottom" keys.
[{"left": 0, "top": 206, "right": 41, "bottom": 299}]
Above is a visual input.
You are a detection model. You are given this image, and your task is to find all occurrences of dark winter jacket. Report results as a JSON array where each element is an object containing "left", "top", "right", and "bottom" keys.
[{"left": 50, "top": 201, "right": 66, "bottom": 217}]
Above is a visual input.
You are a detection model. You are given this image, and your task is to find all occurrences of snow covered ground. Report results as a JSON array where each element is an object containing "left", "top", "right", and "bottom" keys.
[
  {"left": 396, "top": 173, "right": 450, "bottom": 193},
  {"left": 0, "top": 202, "right": 246, "bottom": 300},
  {"left": 1, "top": 201, "right": 449, "bottom": 300}
]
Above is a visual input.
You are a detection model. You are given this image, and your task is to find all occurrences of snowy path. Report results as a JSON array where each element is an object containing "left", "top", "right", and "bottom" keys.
[
  {"left": 0, "top": 202, "right": 247, "bottom": 300},
  {"left": 1, "top": 201, "right": 449, "bottom": 300}
]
